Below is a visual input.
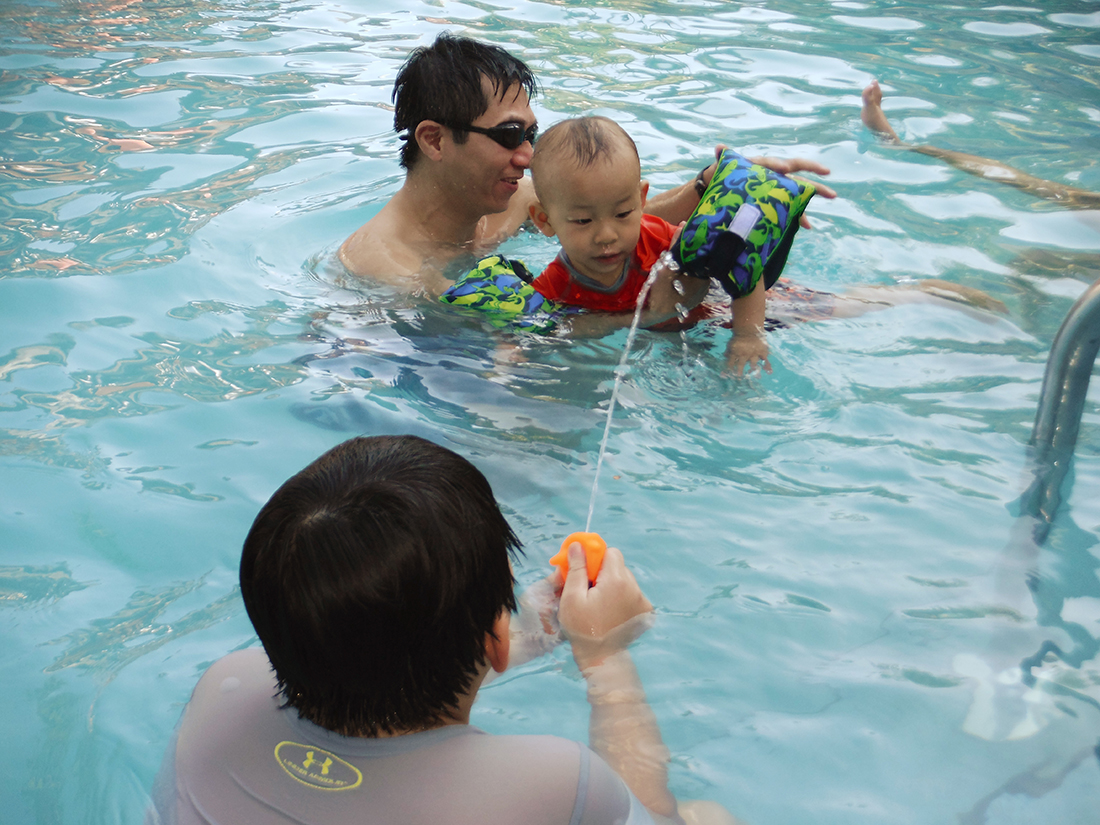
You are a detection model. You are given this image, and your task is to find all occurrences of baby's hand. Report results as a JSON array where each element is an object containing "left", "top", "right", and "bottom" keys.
[
  {"left": 642, "top": 255, "right": 707, "bottom": 327},
  {"left": 726, "top": 330, "right": 771, "bottom": 378}
]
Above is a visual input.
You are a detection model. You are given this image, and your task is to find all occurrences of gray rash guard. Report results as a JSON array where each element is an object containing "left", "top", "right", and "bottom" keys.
[{"left": 148, "top": 649, "right": 654, "bottom": 825}]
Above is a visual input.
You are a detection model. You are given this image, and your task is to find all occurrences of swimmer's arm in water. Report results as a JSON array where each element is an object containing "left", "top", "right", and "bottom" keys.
[
  {"left": 559, "top": 543, "right": 682, "bottom": 822},
  {"left": 500, "top": 575, "right": 564, "bottom": 672},
  {"left": 726, "top": 278, "right": 770, "bottom": 377},
  {"left": 644, "top": 146, "right": 836, "bottom": 229}
]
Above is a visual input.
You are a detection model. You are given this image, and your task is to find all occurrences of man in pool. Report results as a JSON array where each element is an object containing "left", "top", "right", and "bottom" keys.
[
  {"left": 148, "top": 435, "right": 742, "bottom": 825},
  {"left": 337, "top": 32, "right": 835, "bottom": 297}
]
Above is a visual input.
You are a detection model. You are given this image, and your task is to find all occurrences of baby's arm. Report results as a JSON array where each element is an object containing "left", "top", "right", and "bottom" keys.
[
  {"left": 726, "top": 278, "right": 770, "bottom": 377},
  {"left": 645, "top": 147, "right": 835, "bottom": 228}
]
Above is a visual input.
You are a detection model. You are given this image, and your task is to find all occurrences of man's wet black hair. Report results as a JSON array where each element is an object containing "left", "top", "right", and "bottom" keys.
[
  {"left": 392, "top": 32, "right": 537, "bottom": 170},
  {"left": 240, "top": 435, "right": 522, "bottom": 736}
]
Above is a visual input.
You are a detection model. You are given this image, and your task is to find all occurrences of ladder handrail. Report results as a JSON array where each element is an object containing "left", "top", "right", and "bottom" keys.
[{"left": 1020, "top": 276, "right": 1100, "bottom": 541}]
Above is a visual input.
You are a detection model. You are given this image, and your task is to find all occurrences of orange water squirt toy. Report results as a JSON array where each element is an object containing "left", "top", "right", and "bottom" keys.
[{"left": 549, "top": 532, "right": 607, "bottom": 585}]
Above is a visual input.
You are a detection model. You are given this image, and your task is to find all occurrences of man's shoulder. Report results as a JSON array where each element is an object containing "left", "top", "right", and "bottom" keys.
[
  {"left": 444, "top": 731, "right": 588, "bottom": 787},
  {"left": 477, "top": 735, "right": 650, "bottom": 824},
  {"left": 470, "top": 731, "right": 583, "bottom": 756},
  {"left": 198, "top": 647, "right": 272, "bottom": 681},
  {"left": 338, "top": 205, "right": 463, "bottom": 297},
  {"left": 339, "top": 208, "right": 420, "bottom": 282}
]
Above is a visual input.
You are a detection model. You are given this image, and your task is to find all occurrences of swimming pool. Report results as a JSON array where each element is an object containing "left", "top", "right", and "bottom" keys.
[{"left": 2, "top": 0, "right": 1099, "bottom": 822}]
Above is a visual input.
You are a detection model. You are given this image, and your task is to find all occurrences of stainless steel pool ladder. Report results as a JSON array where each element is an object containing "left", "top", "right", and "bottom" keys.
[{"left": 1020, "top": 276, "right": 1100, "bottom": 543}]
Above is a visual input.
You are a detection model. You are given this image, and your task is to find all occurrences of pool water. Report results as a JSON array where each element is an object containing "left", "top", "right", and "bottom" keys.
[{"left": 3, "top": 1, "right": 1100, "bottom": 822}]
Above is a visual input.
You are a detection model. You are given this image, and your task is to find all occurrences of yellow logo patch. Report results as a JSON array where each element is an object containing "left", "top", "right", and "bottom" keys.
[{"left": 274, "top": 741, "right": 362, "bottom": 791}]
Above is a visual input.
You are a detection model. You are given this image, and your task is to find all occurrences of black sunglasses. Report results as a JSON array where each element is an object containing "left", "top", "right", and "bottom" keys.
[{"left": 448, "top": 121, "right": 538, "bottom": 150}]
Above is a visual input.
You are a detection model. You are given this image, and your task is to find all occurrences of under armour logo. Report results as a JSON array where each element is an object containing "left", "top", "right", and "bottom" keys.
[{"left": 302, "top": 751, "right": 333, "bottom": 775}]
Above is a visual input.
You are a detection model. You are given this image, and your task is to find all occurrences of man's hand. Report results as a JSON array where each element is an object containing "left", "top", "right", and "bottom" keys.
[
  {"left": 559, "top": 543, "right": 653, "bottom": 669},
  {"left": 643, "top": 145, "right": 836, "bottom": 228}
]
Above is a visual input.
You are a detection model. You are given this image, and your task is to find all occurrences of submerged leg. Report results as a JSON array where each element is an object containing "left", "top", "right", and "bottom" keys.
[
  {"left": 835, "top": 280, "right": 1008, "bottom": 318},
  {"left": 860, "top": 79, "right": 900, "bottom": 143},
  {"left": 911, "top": 146, "right": 1100, "bottom": 209},
  {"left": 763, "top": 279, "right": 1007, "bottom": 326},
  {"left": 861, "top": 80, "right": 1100, "bottom": 209}
]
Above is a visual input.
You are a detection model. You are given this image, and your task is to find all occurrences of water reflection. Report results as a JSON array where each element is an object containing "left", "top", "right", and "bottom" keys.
[
  {"left": 0, "top": 564, "right": 89, "bottom": 606},
  {"left": 0, "top": 335, "right": 74, "bottom": 379},
  {"left": 45, "top": 582, "right": 241, "bottom": 675},
  {"left": 1, "top": 0, "right": 390, "bottom": 279},
  {"left": 10, "top": 325, "right": 307, "bottom": 423}
]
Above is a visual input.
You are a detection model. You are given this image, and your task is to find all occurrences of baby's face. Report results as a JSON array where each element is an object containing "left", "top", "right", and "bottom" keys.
[{"left": 537, "top": 151, "right": 646, "bottom": 287}]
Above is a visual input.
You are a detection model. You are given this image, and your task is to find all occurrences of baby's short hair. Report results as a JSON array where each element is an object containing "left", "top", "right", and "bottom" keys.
[{"left": 531, "top": 116, "right": 639, "bottom": 202}]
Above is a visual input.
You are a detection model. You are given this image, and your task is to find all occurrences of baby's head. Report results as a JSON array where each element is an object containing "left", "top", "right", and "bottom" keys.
[{"left": 529, "top": 116, "right": 649, "bottom": 285}]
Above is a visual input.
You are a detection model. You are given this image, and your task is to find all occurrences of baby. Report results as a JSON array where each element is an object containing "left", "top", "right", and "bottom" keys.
[
  {"left": 443, "top": 114, "right": 1006, "bottom": 367},
  {"left": 527, "top": 116, "right": 770, "bottom": 374}
]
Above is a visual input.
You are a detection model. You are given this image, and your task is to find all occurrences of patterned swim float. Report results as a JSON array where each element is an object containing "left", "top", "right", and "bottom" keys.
[
  {"left": 673, "top": 149, "right": 816, "bottom": 298},
  {"left": 439, "top": 255, "right": 571, "bottom": 333}
]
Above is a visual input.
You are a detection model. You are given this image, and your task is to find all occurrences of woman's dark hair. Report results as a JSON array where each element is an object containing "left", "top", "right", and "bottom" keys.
[
  {"left": 392, "top": 32, "right": 537, "bottom": 169},
  {"left": 239, "top": 435, "right": 522, "bottom": 736}
]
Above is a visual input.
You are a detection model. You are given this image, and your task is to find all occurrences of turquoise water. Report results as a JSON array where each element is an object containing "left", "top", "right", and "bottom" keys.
[{"left": 3, "top": 1, "right": 1100, "bottom": 822}]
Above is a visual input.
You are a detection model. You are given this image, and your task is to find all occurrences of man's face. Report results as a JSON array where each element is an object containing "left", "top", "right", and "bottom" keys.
[{"left": 445, "top": 79, "right": 536, "bottom": 216}]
